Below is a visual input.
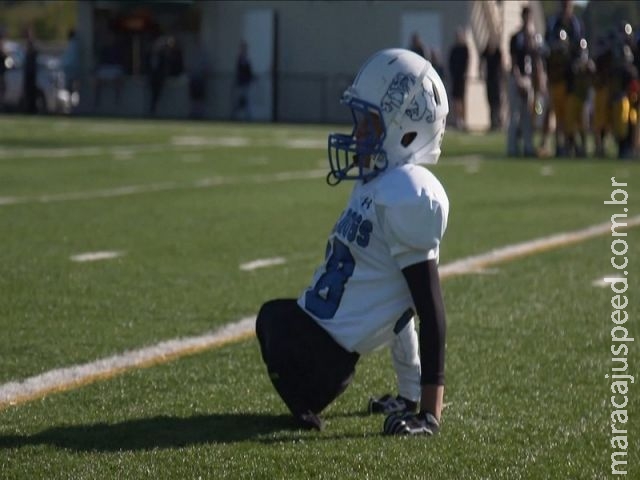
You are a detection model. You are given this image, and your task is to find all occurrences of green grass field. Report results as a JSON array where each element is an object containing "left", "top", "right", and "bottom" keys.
[{"left": 0, "top": 115, "right": 638, "bottom": 479}]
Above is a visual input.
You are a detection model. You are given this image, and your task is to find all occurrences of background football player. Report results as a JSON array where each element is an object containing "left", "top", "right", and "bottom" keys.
[{"left": 256, "top": 48, "right": 450, "bottom": 436}]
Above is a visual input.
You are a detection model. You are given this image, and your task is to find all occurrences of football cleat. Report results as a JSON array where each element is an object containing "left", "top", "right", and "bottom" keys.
[
  {"left": 295, "top": 411, "right": 325, "bottom": 431},
  {"left": 368, "top": 393, "right": 418, "bottom": 415},
  {"left": 383, "top": 411, "right": 440, "bottom": 436}
]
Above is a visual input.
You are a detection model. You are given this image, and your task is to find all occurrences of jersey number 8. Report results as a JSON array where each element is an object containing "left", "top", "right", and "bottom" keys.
[{"left": 305, "top": 238, "right": 355, "bottom": 319}]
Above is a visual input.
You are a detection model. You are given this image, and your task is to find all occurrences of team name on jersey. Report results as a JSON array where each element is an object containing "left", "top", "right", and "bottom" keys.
[{"left": 331, "top": 208, "right": 373, "bottom": 248}]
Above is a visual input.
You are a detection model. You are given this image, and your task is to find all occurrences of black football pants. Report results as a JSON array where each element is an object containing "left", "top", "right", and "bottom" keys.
[{"left": 255, "top": 299, "right": 359, "bottom": 417}]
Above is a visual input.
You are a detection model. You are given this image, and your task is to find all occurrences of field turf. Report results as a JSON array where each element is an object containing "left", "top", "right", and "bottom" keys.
[{"left": 0, "top": 115, "right": 638, "bottom": 479}]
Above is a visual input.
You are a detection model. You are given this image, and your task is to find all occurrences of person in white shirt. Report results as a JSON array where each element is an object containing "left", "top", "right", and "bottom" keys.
[{"left": 256, "top": 48, "right": 450, "bottom": 435}]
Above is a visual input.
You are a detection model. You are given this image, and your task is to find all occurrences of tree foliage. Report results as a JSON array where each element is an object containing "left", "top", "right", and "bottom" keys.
[{"left": 0, "top": 0, "right": 76, "bottom": 41}]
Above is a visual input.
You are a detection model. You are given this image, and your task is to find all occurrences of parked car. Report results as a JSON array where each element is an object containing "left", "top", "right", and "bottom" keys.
[{"left": 2, "top": 40, "right": 75, "bottom": 114}]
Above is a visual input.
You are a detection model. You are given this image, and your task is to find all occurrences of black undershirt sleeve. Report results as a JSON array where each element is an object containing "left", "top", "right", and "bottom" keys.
[{"left": 401, "top": 259, "right": 446, "bottom": 385}]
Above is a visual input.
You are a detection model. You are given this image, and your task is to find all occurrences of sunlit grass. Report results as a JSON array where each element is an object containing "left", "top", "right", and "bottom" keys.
[{"left": 0, "top": 116, "right": 638, "bottom": 479}]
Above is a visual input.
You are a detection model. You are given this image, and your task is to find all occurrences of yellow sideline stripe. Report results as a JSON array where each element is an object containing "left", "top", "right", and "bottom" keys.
[
  {"left": 440, "top": 215, "right": 640, "bottom": 278},
  {"left": 1, "top": 215, "right": 638, "bottom": 411},
  {"left": 0, "top": 321, "right": 256, "bottom": 411},
  {"left": 2, "top": 332, "right": 257, "bottom": 410}
]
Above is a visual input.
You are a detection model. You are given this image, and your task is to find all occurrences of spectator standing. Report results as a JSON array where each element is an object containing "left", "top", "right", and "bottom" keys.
[
  {"left": 429, "top": 48, "right": 446, "bottom": 83},
  {"left": 61, "top": 29, "right": 80, "bottom": 107},
  {"left": 507, "top": 6, "right": 537, "bottom": 157},
  {"left": 232, "top": 41, "right": 254, "bottom": 120},
  {"left": 188, "top": 42, "right": 209, "bottom": 119},
  {"left": 448, "top": 28, "right": 469, "bottom": 129},
  {"left": 166, "top": 36, "right": 184, "bottom": 77},
  {"left": 148, "top": 37, "right": 167, "bottom": 115},
  {"left": 149, "top": 36, "right": 184, "bottom": 116},
  {"left": 480, "top": 35, "right": 504, "bottom": 130},
  {"left": 408, "top": 32, "right": 426, "bottom": 58},
  {"left": 23, "top": 28, "right": 38, "bottom": 114},
  {"left": 93, "top": 34, "right": 125, "bottom": 109},
  {"left": 0, "top": 31, "right": 6, "bottom": 112}
]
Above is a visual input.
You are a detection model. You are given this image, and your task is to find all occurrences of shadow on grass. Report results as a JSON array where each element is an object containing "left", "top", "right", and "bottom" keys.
[{"left": 0, "top": 412, "right": 378, "bottom": 451}]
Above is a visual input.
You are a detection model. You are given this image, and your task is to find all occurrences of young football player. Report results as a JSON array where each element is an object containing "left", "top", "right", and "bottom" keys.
[{"left": 256, "top": 48, "right": 450, "bottom": 436}]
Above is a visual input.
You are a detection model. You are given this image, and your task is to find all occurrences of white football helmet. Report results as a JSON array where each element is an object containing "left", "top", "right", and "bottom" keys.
[{"left": 327, "top": 48, "right": 449, "bottom": 185}]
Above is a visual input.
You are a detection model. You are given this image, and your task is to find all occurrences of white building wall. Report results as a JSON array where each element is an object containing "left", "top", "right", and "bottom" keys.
[
  {"left": 201, "top": 1, "right": 476, "bottom": 125},
  {"left": 75, "top": 0, "right": 545, "bottom": 128}
]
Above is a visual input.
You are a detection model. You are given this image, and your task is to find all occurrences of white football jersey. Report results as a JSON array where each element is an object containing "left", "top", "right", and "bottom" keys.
[{"left": 298, "top": 164, "right": 449, "bottom": 354}]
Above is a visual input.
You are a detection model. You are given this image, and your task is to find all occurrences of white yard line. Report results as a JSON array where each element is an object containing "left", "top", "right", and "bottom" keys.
[
  {"left": 0, "top": 317, "right": 256, "bottom": 409},
  {"left": 0, "top": 144, "right": 170, "bottom": 160},
  {"left": 540, "top": 165, "right": 554, "bottom": 176},
  {"left": 240, "top": 257, "right": 287, "bottom": 271},
  {"left": 0, "top": 170, "right": 327, "bottom": 207},
  {"left": 591, "top": 276, "right": 626, "bottom": 288},
  {"left": 1, "top": 216, "right": 638, "bottom": 410},
  {"left": 70, "top": 251, "right": 124, "bottom": 262},
  {"left": 439, "top": 215, "right": 640, "bottom": 278},
  {"left": 0, "top": 137, "right": 327, "bottom": 161},
  {"left": 0, "top": 152, "right": 486, "bottom": 208}
]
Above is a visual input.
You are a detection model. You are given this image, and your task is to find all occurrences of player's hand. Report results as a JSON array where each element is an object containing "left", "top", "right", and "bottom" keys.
[
  {"left": 383, "top": 411, "right": 440, "bottom": 436},
  {"left": 368, "top": 394, "right": 417, "bottom": 415}
]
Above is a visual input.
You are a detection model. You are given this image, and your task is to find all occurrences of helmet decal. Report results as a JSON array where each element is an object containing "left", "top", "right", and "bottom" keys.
[
  {"left": 423, "top": 89, "right": 437, "bottom": 123},
  {"left": 381, "top": 73, "right": 436, "bottom": 123}
]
